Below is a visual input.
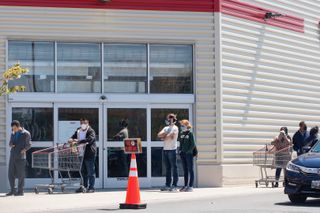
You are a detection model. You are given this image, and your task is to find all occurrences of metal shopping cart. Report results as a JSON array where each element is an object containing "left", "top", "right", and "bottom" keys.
[
  {"left": 253, "top": 145, "right": 292, "bottom": 188},
  {"left": 31, "top": 143, "right": 87, "bottom": 194}
]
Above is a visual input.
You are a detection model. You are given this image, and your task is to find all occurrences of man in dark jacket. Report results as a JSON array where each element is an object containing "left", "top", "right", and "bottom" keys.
[
  {"left": 68, "top": 118, "right": 96, "bottom": 193},
  {"left": 7, "top": 120, "right": 31, "bottom": 196},
  {"left": 292, "top": 121, "right": 309, "bottom": 156}
]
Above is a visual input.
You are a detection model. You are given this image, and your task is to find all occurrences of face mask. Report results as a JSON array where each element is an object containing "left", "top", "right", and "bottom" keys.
[
  {"left": 165, "top": 120, "right": 171, "bottom": 126},
  {"left": 81, "top": 124, "right": 88, "bottom": 130},
  {"left": 181, "top": 126, "right": 187, "bottom": 132}
]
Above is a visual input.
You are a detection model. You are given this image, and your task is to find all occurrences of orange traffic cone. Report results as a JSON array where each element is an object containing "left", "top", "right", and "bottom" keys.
[{"left": 119, "top": 153, "right": 147, "bottom": 209}]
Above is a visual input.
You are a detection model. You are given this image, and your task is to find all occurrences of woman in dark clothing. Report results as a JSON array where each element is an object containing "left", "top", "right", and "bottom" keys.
[
  {"left": 271, "top": 127, "right": 292, "bottom": 187},
  {"left": 179, "top": 120, "right": 196, "bottom": 192},
  {"left": 303, "top": 126, "right": 319, "bottom": 153}
]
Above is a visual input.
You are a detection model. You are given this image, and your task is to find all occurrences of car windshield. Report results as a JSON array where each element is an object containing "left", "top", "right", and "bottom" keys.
[{"left": 311, "top": 142, "right": 320, "bottom": 153}]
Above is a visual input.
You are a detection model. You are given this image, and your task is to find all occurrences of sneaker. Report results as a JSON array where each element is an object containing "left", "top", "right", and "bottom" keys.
[
  {"left": 169, "top": 186, "right": 178, "bottom": 192},
  {"left": 6, "top": 191, "right": 16, "bottom": 196},
  {"left": 14, "top": 191, "right": 24, "bottom": 196},
  {"left": 160, "top": 186, "right": 170, "bottom": 191},
  {"left": 75, "top": 187, "right": 86, "bottom": 193},
  {"left": 185, "top": 187, "right": 193, "bottom": 192},
  {"left": 179, "top": 186, "right": 187, "bottom": 192},
  {"left": 87, "top": 188, "right": 95, "bottom": 193}
]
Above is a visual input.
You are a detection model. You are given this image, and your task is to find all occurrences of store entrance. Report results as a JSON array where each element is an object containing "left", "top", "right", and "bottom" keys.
[{"left": 10, "top": 102, "right": 192, "bottom": 189}]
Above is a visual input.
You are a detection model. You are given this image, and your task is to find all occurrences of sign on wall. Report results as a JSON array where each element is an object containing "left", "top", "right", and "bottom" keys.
[{"left": 124, "top": 138, "right": 142, "bottom": 154}]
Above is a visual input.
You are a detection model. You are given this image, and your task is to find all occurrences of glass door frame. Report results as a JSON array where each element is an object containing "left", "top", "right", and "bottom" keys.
[
  {"left": 54, "top": 102, "right": 103, "bottom": 188},
  {"left": 103, "top": 102, "right": 193, "bottom": 188},
  {"left": 7, "top": 102, "right": 55, "bottom": 187}
]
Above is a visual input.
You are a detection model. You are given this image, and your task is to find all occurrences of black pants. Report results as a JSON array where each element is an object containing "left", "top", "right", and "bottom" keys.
[
  {"left": 180, "top": 152, "right": 194, "bottom": 187},
  {"left": 8, "top": 157, "right": 26, "bottom": 193},
  {"left": 275, "top": 168, "right": 282, "bottom": 181}
]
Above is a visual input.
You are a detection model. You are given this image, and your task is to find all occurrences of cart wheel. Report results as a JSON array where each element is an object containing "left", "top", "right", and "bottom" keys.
[
  {"left": 61, "top": 186, "right": 65, "bottom": 193},
  {"left": 48, "top": 188, "right": 53, "bottom": 194},
  {"left": 255, "top": 182, "right": 258, "bottom": 188},
  {"left": 34, "top": 187, "right": 39, "bottom": 194}
]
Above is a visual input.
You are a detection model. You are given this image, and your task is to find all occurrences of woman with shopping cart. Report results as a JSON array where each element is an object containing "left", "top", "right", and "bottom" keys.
[{"left": 270, "top": 127, "right": 292, "bottom": 187}]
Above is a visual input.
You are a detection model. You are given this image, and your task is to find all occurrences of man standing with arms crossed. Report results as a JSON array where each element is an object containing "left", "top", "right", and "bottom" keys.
[
  {"left": 7, "top": 120, "right": 31, "bottom": 196},
  {"left": 158, "top": 114, "right": 179, "bottom": 192}
]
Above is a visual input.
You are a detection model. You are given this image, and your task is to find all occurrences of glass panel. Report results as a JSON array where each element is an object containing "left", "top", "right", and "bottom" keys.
[
  {"left": 104, "top": 44, "right": 147, "bottom": 93},
  {"left": 151, "top": 147, "right": 183, "bottom": 177},
  {"left": 107, "top": 147, "right": 147, "bottom": 178},
  {"left": 8, "top": 41, "right": 55, "bottom": 92},
  {"left": 58, "top": 108, "right": 99, "bottom": 141},
  {"left": 151, "top": 109, "right": 189, "bottom": 141},
  {"left": 150, "top": 45, "right": 193, "bottom": 94},
  {"left": 107, "top": 108, "right": 147, "bottom": 141},
  {"left": 26, "top": 147, "right": 52, "bottom": 178},
  {"left": 57, "top": 43, "right": 101, "bottom": 93},
  {"left": 60, "top": 148, "right": 100, "bottom": 178},
  {"left": 12, "top": 108, "right": 53, "bottom": 141}
]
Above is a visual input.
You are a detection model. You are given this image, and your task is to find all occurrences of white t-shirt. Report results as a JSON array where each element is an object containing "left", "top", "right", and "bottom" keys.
[
  {"left": 78, "top": 129, "right": 87, "bottom": 141},
  {"left": 161, "top": 125, "right": 179, "bottom": 150}
]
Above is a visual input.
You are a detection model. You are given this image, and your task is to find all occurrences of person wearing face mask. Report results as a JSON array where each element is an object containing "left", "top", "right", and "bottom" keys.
[
  {"left": 179, "top": 120, "right": 196, "bottom": 192},
  {"left": 292, "top": 121, "right": 309, "bottom": 156},
  {"left": 6, "top": 120, "right": 31, "bottom": 196},
  {"left": 157, "top": 114, "right": 179, "bottom": 192},
  {"left": 270, "top": 127, "right": 292, "bottom": 187},
  {"left": 68, "top": 118, "right": 96, "bottom": 193}
]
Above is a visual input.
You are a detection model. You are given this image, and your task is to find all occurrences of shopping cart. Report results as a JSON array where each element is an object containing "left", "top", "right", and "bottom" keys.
[
  {"left": 253, "top": 145, "right": 292, "bottom": 188},
  {"left": 31, "top": 143, "right": 87, "bottom": 194}
]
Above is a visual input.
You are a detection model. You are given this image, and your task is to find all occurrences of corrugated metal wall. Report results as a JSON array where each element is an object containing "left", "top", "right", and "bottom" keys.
[
  {"left": 221, "top": 0, "right": 320, "bottom": 164},
  {"left": 0, "top": 6, "right": 216, "bottom": 164},
  {"left": 0, "top": 37, "right": 6, "bottom": 166}
]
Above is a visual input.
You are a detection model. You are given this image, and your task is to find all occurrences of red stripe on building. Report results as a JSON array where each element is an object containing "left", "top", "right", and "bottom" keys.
[
  {"left": 0, "top": 0, "right": 304, "bottom": 32},
  {"left": 221, "top": 0, "right": 304, "bottom": 33},
  {"left": 0, "top": 0, "right": 218, "bottom": 12}
]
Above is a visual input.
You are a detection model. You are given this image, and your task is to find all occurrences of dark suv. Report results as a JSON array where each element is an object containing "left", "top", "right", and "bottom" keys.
[{"left": 284, "top": 141, "right": 320, "bottom": 204}]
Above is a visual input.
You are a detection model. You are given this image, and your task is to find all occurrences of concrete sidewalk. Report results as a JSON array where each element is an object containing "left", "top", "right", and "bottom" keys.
[{"left": 0, "top": 186, "right": 282, "bottom": 213}]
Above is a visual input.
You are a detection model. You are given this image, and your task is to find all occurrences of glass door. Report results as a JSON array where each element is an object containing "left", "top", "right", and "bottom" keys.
[
  {"left": 103, "top": 104, "right": 149, "bottom": 188},
  {"left": 55, "top": 103, "right": 103, "bottom": 188}
]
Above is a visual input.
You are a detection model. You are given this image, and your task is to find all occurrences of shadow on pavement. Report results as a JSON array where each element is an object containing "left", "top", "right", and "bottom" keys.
[
  {"left": 97, "top": 208, "right": 121, "bottom": 211},
  {"left": 275, "top": 199, "right": 320, "bottom": 207}
]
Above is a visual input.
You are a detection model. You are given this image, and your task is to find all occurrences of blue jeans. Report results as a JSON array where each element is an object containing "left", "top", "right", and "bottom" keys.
[
  {"left": 180, "top": 152, "right": 194, "bottom": 187},
  {"left": 163, "top": 150, "right": 178, "bottom": 187},
  {"left": 82, "top": 157, "right": 96, "bottom": 189}
]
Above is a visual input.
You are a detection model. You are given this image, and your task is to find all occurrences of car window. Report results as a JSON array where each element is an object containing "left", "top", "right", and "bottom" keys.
[{"left": 311, "top": 142, "right": 320, "bottom": 152}]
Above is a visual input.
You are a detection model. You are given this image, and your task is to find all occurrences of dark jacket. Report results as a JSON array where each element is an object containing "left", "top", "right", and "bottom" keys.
[
  {"left": 71, "top": 127, "right": 96, "bottom": 159},
  {"left": 179, "top": 130, "right": 195, "bottom": 154},
  {"left": 303, "top": 135, "right": 318, "bottom": 152},
  {"left": 293, "top": 130, "right": 309, "bottom": 155},
  {"left": 9, "top": 128, "right": 32, "bottom": 160}
]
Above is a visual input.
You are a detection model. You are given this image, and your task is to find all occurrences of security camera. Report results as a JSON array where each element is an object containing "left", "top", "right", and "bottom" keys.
[
  {"left": 100, "top": 95, "right": 107, "bottom": 101},
  {"left": 264, "top": 12, "right": 283, "bottom": 20}
]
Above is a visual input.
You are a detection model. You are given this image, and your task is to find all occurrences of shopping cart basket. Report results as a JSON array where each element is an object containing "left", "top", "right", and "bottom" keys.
[
  {"left": 253, "top": 145, "right": 292, "bottom": 188},
  {"left": 32, "top": 143, "right": 87, "bottom": 194}
]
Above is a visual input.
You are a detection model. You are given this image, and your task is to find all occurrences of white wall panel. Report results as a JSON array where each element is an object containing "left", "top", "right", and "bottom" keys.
[{"left": 222, "top": 0, "right": 320, "bottom": 164}]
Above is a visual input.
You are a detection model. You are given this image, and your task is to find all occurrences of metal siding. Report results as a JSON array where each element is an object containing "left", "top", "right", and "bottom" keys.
[
  {"left": 222, "top": 0, "right": 320, "bottom": 164},
  {"left": 0, "top": 37, "right": 6, "bottom": 166},
  {"left": 0, "top": 7, "right": 216, "bottom": 163},
  {"left": 0, "top": 0, "right": 217, "bottom": 12}
]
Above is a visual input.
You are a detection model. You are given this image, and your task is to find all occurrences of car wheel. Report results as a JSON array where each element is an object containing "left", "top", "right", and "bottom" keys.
[{"left": 288, "top": 194, "right": 307, "bottom": 204}]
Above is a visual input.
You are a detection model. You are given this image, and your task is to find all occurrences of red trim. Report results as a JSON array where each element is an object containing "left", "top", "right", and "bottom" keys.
[
  {"left": 0, "top": 0, "right": 216, "bottom": 12},
  {"left": 221, "top": 0, "right": 304, "bottom": 33}
]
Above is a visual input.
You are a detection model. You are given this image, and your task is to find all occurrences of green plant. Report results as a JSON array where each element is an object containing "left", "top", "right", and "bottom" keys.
[{"left": 0, "top": 63, "right": 28, "bottom": 96}]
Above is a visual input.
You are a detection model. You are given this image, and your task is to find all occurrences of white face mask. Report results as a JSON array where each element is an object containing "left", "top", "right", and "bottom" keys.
[
  {"left": 181, "top": 126, "right": 188, "bottom": 132},
  {"left": 81, "top": 124, "right": 88, "bottom": 130}
]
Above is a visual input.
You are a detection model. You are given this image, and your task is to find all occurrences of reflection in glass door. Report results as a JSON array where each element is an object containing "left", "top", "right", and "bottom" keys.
[{"left": 104, "top": 106, "right": 148, "bottom": 188}]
